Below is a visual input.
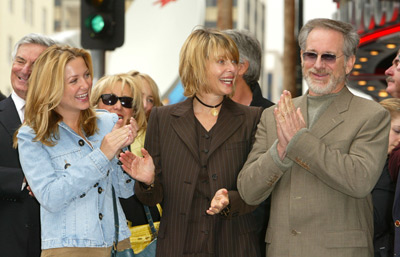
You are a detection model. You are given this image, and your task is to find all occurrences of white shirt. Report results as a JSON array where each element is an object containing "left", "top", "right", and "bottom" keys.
[
  {"left": 11, "top": 91, "right": 25, "bottom": 122},
  {"left": 11, "top": 91, "right": 26, "bottom": 190}
]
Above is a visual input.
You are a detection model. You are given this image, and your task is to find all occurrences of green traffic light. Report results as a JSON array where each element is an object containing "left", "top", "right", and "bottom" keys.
[{"left": 91, "top": 15, "right": 105, "bottom": 33}]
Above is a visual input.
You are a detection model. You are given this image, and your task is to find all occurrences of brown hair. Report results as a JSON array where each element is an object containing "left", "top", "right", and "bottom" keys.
[{"left": 127, "top": 70, "right": 162, "bottom": 108}]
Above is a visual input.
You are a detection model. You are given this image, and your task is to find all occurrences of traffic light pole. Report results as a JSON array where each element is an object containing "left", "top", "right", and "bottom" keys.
[{"left": 91, "top": 49, "right": 105, "bottom": 83}]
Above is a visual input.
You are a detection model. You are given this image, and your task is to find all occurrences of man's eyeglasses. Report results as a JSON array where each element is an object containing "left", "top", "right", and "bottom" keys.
[
  {"left": 100, "top": 94, "right": 133, "bottom": 108},
  {"left": 302, "top": 52, "right": 345, "bottom": 65}
]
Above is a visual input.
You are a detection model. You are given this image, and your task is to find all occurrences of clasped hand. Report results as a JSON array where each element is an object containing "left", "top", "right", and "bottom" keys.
[
  {"left": 274, "top": 90, "right": 306, "bottom": 160},
  {"left": 100, "top": 117, "right": 138, "bottom": 160}
]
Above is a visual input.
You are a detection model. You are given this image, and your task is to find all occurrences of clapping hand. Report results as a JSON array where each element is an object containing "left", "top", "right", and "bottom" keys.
[
  {"left": 100, "top": 117, "right": 138, "bottom": 160},
  {"left": 274, "top": 90, "right": 306, "bottom": 160},
  {"left": 119, "top": 148, "right": 155, "bottom": 185}
]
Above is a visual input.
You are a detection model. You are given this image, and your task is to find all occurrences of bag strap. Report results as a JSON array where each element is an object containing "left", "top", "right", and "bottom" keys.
[
  {"left": 143, "top": 205, "right": 157, "bottom": 238},
  {"left": 112, "top": 186, "right": 119, "bottom": 251}
]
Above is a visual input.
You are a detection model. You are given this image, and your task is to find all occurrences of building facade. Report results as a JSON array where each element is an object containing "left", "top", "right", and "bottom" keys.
[{"left": 0, "top": 0, "right": 54, "bottom": 96}]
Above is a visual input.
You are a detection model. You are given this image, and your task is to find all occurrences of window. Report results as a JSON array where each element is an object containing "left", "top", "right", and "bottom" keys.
[
  {"left": 8, "top": 0, "right": 13, "bottom": 13},
  {"left": 8, "top": 36, "right": 13, "bottom": 64},
  {"left": 42, "top": 8, "right": 47, "bottom": 34}
]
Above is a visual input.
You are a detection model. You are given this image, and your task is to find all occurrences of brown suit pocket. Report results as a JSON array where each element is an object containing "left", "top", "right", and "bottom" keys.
[{"left": 324, "top": 230, "right": 368, "bottom": 248}]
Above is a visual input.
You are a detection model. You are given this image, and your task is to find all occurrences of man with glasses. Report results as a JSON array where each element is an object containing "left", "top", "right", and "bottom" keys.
[
  {"left": 237, "top": 18, "right": 390, "bottom": 257},
  {"left": 0, "top": 33, "right": 56, "bottom": 257}
]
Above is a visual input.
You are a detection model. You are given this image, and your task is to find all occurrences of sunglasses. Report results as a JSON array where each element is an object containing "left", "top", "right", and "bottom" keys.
[
  {"left": 100, "top": 94, "right": 133, "bottom": 108},
  {"left": 302, "top": 52, "right": 345, "bottom": 65}
]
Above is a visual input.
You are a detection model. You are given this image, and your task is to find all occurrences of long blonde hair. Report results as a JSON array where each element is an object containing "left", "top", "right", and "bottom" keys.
[
  {"left": 127, "top": 70, "right": 162, "bottom": 108},
  {"left": 21, "top": 45, "right": 97, "bottom": 146},
  {"left": 380, "top": 98, "right": 400, "bottom": 120},
  {"left": 91, "top": 73, "right": 147, "bottom": 132}
]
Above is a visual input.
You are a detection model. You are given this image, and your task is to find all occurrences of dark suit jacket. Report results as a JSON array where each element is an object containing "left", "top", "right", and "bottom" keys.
[
  {"left": 0, "top": 96, "right": 41, "bottom": 257},
  {"left": 135, "top": 97, "right": 262, "bottom": 257}
]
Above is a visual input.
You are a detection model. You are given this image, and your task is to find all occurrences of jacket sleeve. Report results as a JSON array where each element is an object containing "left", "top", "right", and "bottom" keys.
[
  {"left": 134, "top": 107, "right": 163, "bottom": 206},
  {"left": 111, "top": 157, "right": 135, "bottom": 199},
  {"left": 237, "top": 107, "right": 282, "bottom": 205},
  {"left": 0, "top": 166, "right": 25, "bottom": 198},
  {"left": 224, "top": 106, "right": 263, "bottom": 218},
  {"left": 286, "top": 107, "right": 390, "bottom": 198},
  {"left": 17, "top": 126, "right": 113, "bottom": 213}
]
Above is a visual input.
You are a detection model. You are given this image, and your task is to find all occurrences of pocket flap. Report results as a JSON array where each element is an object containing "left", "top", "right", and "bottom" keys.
[{"left": 325, "top": 230, "right": 368, "bottom": 248}]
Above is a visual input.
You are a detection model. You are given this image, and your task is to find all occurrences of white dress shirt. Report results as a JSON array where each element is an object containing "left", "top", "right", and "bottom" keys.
[{"left": 11, "top": 91, "right": 25, "bottom": 122}]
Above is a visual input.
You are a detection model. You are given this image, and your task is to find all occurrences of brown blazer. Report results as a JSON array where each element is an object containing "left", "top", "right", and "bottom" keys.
[
  {"left": 237, "top": 87, "right": 390, "bottom": 257},
  {"left": 135, "top": 97, "right": 262, "bottom": 257}
]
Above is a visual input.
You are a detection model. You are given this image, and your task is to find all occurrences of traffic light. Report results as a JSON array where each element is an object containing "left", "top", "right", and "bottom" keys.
[{"left": 80, "top": 0, "right": 125, "bottom": 50}]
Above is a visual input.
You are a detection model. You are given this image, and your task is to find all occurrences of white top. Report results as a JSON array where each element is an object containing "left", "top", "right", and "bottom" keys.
[{"left": 11, "top": 91, "right": 25, "bottom": 122}]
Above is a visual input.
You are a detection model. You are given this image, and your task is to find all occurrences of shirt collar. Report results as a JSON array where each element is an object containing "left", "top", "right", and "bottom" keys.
[{"left": 11, "top": 91, "right": 25, "bottom": 111}]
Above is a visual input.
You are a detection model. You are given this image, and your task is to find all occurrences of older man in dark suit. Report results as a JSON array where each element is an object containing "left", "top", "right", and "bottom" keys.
[{"left": 0, "top": 33, "right": 55, "bottom": 257}]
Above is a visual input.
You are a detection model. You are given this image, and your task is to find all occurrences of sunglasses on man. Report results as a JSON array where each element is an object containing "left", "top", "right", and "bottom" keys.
[
  {"left": 100, "top": 94, "right": 133, "bottom": 108},
  {"left": 302, "top": 52, "right": 345, "bottom": 65}
]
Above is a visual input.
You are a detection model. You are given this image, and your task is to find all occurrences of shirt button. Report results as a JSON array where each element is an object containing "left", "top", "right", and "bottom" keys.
[
  {"left": 107, "top": 170, "right": 110, "bottom": 176},
  {"left": 93, "top": 183, "right": 99, "bottom": 187},
  {"left": 98, "top": 187, "right": 103, "bottom": 194},
  {"left": 99, "top": 213, "right": 103, "bottom": 220},
  {"left": 212, "top": 174, "right": 218, "bottom": 180},
  {"left": 291, "top": 229, "right": 300, "bottom": 236},
  {"left": 78, "top": 139, "right": 85, "bottom": 146},
  {"left": 80, "top": 193, "right": 86, "bottom": 198},
  {"left": 204, "top": 134, "right": 210, "bottom": 139},
  {"left": 126, "top": 179, "right": 132, "bottom": 183},
  {"left": 395, "top": 220, "right": 400, "bottom": 227},
  {"left": 64, "top": 163, "right": 71, "bottom": 169},
  {"left": 204, "top": 149, "right": 209, "bottom": 153}
]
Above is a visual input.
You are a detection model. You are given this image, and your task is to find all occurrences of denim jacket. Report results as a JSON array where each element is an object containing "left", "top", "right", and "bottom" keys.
[{"left": 17, "top": 111, "right": 134, "bottom": 249}]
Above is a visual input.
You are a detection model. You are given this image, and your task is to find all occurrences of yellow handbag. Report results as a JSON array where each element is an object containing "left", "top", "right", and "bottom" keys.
[{"left": 128, "top": 204, "right": 162, "bottom": 254}]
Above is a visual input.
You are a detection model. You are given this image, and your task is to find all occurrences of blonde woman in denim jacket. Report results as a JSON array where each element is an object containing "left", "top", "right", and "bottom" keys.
[{"left": 14, "top": 45, "right": 152, "bottom": 257}]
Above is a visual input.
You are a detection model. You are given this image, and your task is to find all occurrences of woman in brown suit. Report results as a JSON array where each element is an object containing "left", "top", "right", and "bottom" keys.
[{"left": 120, "top": 28, "right": 262, "bottom": 257}]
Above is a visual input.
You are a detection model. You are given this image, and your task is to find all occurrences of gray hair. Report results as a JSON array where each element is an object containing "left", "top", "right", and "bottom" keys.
[
  {"left": 298, "top": 18, "right": 359, "bottom": 60},
  {"left": 224, "top": 29, "right": 262, "bottom": 84},
  {"left": 11, "top": 33, "right": 57, "bottom": 61}
]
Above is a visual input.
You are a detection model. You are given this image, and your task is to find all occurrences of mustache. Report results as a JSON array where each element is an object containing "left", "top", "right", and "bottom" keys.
[
  {"left": 308, "top": 67, "right": 329, "bottom": 74},
  {"left": 387, "top": 76, "right": 395, "bottom": 83}
]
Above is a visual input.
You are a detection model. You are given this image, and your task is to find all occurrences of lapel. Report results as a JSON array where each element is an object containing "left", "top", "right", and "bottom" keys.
[
  {"left": 294, "top": 94, "right": 308, "bottom": 126},
  {"left": 170, "top": 98, "right": 200, "bottom": 163},
  {"left": 308, "top": 87, "right": 352, "bottom": 139},
  {"left": 170, "top": 97, "right": 245, "bottom": 162},
  {"left": 0, "top": 97, "right": 21, "bottom": 138},
  {"left": 208, "top": 98, "right": 244, "bottom": 156}
]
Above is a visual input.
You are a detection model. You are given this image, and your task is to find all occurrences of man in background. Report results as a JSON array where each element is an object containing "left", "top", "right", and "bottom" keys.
[
  {"left": 224, "top": 29, "right": 274, "bottom": 257},
  {"left": 385, "top": 48, "right": 400, "bottom": 98},
  {"left": 224, "top": 29, "right": 273, "bottom": 109},
  {"left": 0, "top": 33, "right": 56, "bottom": 257}
]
